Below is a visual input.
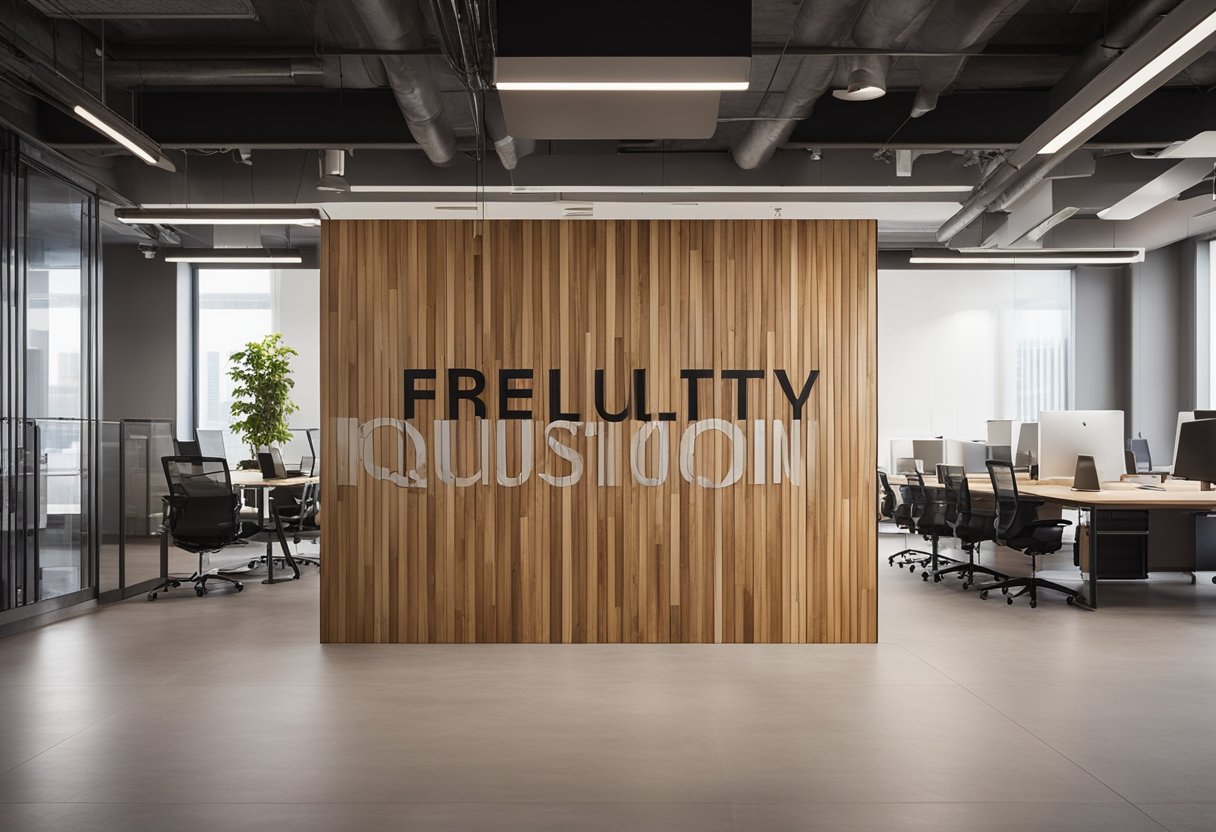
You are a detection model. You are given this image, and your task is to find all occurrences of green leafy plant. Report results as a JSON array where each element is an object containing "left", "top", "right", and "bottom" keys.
[{"left": 228, "top": 333, "right": 299, "bottom": 459}]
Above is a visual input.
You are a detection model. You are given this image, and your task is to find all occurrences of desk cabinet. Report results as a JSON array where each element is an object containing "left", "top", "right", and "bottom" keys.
[{"left": 1077, "top": 510, "right": 1149, "bottom": 580}]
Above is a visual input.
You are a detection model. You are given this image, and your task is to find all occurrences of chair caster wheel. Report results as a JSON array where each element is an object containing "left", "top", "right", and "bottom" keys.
[
  {"left": 147, "top": 592, "right": 158, "bottom": 601},
  {"left": 979, "top": 590, "right": 988, "bottom": 600},
  {"left": 922, "top": 573, "right": 929, "bottom": 582},
  {"left": 1001, "top": 587, "right": 1010, "bottom": 595},
  {"left": 933, "top": 575, "right": 942, "bottom": 583},
  {"left": 1066, "top": 596, "right": 1075, "bottom": 606},
  {"left": 195, "top": 586, "right": 206, "bottom": 597},
  {"left": 1006, "top": 596, "right": 1014, "bottom": 605},
  {"left": 909, "top": 564, "right": 916, "bottom": 573},
  {"left": 235, "top": 583, "right": 244, "bottom": 592},
  {"left": 962, "top": 582, "right": 971, "bottom": 590},
  {"left": 1029, "top": 600, "right": 1037, "bottom": 608},
  {"left": 248, "top": 560, "right": 257, "bottom": 569}
]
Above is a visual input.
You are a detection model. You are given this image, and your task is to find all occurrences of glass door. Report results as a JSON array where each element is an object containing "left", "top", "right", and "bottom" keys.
[{"left": 0, "top": 135, "right": 99, "bottom": 616}]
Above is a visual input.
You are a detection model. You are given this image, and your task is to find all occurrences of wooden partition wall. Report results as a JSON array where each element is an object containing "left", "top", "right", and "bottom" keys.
[{"left": 320, "top": 220, "right": 876, "bottom": 643}]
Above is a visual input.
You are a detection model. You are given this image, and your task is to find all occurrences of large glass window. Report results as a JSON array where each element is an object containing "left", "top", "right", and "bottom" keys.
[
  {"left": 878, "top": 269, "right": 1072, "bottom": 470},
  {"left": 195, "top": 269, "right": 274, "bottom": 433},
  {"left": 193, "top": 268, "right": 319, "bottom": 464}
]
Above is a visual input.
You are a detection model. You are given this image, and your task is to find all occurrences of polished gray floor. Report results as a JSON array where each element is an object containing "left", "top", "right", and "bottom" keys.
[{"left": 1, "top": 536, "right": 1214, "bottom": 831}]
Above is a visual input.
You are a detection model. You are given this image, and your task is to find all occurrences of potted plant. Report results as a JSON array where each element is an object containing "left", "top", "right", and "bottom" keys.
[{"left": 227, "top": 333, "right": 299, "bottom": 469}]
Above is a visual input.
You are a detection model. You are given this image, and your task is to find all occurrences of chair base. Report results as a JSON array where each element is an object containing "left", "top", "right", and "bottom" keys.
[
  {"left": 930, "top": 541, "right": 1006, "bottom": 589},
  {"left": 975, "top": 575, "right": 1079, "bottom": 608},
  {"left": 147, "top": 570, "right": 244, "bottom": 601}
]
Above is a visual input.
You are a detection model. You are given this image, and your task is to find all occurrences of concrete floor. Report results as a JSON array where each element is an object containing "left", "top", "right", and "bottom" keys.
[{"left": 1, "top": 536, "right": 1214, "bottom": 831}]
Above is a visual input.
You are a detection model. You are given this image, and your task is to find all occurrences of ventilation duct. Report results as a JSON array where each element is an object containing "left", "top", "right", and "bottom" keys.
[
  {"left": 25, "top": 0, "right": 256, "bottom": 17},
  {"left": 348, "top": 0, "right": 458, "bottom": 167}
]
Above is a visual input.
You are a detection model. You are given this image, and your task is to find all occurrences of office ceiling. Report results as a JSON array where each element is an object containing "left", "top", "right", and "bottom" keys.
[{"left": 4, "top": 0, "right": 1216, "bottom": 253}]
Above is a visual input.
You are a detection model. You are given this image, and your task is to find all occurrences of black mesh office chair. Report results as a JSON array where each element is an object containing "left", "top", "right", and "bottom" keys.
[
  {"left": 148, "top": 456, "right": 259, "bottom": 600},
  {"left": 886, "top": 471, "right": 935, "bottom": 570},
  {"left": 930, "top": 473, "right": 1007, "bottom": 589},
  {"left": 978, "top": 460, "right": 1079, "bottom": 608},
  {"left": 174, "top": 438, "right": 201, "bottom": 456},
  {"left": 914, "top": 467, "right": 963, "bottom": 581}
]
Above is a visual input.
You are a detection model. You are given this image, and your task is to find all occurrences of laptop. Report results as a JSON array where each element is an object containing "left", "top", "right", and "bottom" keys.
[{"left": 257, "top": 447, "right": 303, "bottom": 480}]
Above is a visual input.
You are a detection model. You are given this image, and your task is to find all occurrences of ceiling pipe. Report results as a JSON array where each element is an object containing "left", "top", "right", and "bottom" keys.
[
  {"left": 731, "top": 0, "right": 877, "bottom": 170},
  {"left": 936, "top": 0, "right": 1216, "bottom": 244},
  {"left": 837, "top": 0, "right": 937, "bottom": 101},
  {"left": 348, "top": 0, "right": 459, "bottom": 167},
  {"left": 1051, "top": 0, "right": 1180, "bottom": 107},
  {"left": 482, "top": 90, "right": 534, "bottom": 171},
  {"left": 905, "top": 0, "right": 1032, "bottom": 118},
  {"left": 101, "top": 59, "right": 325, "bottom": 87}
]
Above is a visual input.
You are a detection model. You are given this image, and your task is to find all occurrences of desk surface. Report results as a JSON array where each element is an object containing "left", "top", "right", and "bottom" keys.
[
  {"left": 890, "top": 473, "right": 1216, "bottom": 509},
  {"left": 230, "top": 470, "right": 319, "bottom": 488}
]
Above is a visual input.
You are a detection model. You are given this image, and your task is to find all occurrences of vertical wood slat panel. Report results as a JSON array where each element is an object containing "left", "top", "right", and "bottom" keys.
[{"left": 320, "top": 219, "right": 876, "bottom": 644}]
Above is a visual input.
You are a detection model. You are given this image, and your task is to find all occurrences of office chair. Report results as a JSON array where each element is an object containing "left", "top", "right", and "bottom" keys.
[
  {"left": 883, "top": 471, "right": 933, "bottom": 570},
  {"left": 929, "top": 473, "right": 1007, "bottom": 589},
  {"left": 195, "top": 429, "right": 227, "bottom": 460},
  {"left": 977, "top": 460, "right": 1080, "bottom": 608},
  {"left": 914, "top": 469, "right": 963, "bottom": 582},
  {"left": 174, "top": 438, "right": 201, "bottom": 456},
  {"left": 148, "top": 456, "right": 259, "bottom": 600}
]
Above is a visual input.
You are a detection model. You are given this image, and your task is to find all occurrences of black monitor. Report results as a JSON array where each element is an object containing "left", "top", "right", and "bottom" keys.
[
  {"left": 1195, "top": 410, "right": 1216, "bottom": 421},
  {"left": 1173, "top": 418, "right": 1216, "bottom": 490}
]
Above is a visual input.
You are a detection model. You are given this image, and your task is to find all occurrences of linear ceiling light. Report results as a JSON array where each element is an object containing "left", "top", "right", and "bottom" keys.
[
  {"left": 72, "top": 105, "right": 157, "bottom": 165},
  {"left": 910, "top": 248, "right": 1145, "bottom": 265},
  {"left": 495, "top": 80, "right": 748, "bottom": 91},
  {"left": 163, "top": 248, "right": 303, "bottom": 264},
  {"left": 1039, "top": 5, "right": 1216, "bottom": 155},
  {"left": 0, "top": 43, "right": 173, "bottom": 169},
  {"left": 115, "top": 208, "right": 322, "bottom": 226},
  {"left": 1097, "top": 158, "right": 1215, "bottom": 220}
]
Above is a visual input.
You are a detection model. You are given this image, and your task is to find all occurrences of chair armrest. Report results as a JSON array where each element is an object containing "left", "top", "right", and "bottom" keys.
[{"left": 1024, "top": 518, "right": 1071, "bottom": 529}]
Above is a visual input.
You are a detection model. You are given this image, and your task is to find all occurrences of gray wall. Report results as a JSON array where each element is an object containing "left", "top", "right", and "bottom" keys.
[
  {"left": 1074, "top": 242, "right": 1199, "bottom": 463},
  {"left": 1128, "top": 241, "right": 1195, "bottom": 460},
  {"left": 101, "top": 244, "right": 181, "bottom": 423},
  {"left": 1073, "top": 265, "right": 1130, "bottom": 418}
]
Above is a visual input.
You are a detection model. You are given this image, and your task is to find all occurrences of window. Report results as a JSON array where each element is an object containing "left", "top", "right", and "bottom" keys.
[
  {"left": 194, "top": 269, "right": 273, "bottom": 433},
  {"left": 878, "top": 269, "right": 1072, "bottom": 470},
  {"left": 193, "top": 268, "right": 320, "bottom": 464}
]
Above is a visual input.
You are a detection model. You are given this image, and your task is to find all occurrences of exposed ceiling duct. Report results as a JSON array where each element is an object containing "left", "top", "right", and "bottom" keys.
[
  {"left": 904, "top": 0, "right": 1031, "bottom": 118},
  {"left": 348, "top": 0, "right": 459, "bottom": 167},
  {"left": 1051, "top": 0, "right": 1181, "bottom": 107},
  {"left": 482, "top": 90, "right": 534, "bottom": 171},
  {"left": 834, "top": 0, "right": 937, "bottom": 103},
  {"left": 731, "top": 0, "right": 858, "bottom": 170},
  {"left": 102, "top": 59, "right": 325, "bottom": 87},
  {"left": 935, "top": 0, "right": 1216, "bottom": 244}
]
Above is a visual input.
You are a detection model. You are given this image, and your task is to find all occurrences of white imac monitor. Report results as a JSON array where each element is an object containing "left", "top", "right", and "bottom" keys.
[
  {"left": 1038, "top": 410, "right": 1126, "bottom": 484},
  {"left": 961, "top": 441, "right": 989, "bottom": 474},
  {"left": 986, "top": 420, "right": 1017, "bottom": 447},
  {"left": 1016, "top": 422, "right": 1039, "bottom": 468},
  {"left": 1172, "top": 412, "right": 1195, "bottom": 472},
  {"left": 912, "top": 439, "right": 945, "bottom": 472}
]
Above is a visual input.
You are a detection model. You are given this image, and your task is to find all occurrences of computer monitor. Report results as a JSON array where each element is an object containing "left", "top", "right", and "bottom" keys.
[
  {"left": 1127, "top": 437, "right": 1152, "bottom": 473},
  {"left": 912, "top": 439, "right": 944, "bottom": 472},
  {"left": 1173, "top": 418, "right": 1216, "bottom": 490},
  {"left": 986, "top": 444, "right": 1012, "bottom": 463},
  {"left": 1172, "top": 412, "right": 1196, "bottom": 471},
  {"left": 1038, "top": 410, "right": 1126, "bottom": 484},
  {"left": 1195, "top": 410, "right": 1216, "bottom": 421},
  {"left": 986, "top": 420, "right": 1016, "bottom": 447},
  {"left": 961, "top": 441, "right": 989, "bottom": 474},
  {"left": 1015, "top": 422, "right": 1038, "bottom": 468}
]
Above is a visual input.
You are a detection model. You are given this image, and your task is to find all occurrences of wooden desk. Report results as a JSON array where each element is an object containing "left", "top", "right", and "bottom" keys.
[
  {"left": 888, "top": 473, "right": 1216, "bottom": 608},
  {"left": 230, "top": 471, "right": 320, "bottom": 584}
]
